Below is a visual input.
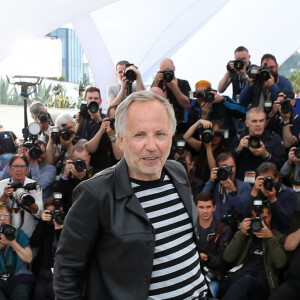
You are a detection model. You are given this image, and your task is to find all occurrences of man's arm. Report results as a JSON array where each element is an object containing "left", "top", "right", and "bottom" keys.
[
  {"left": 218, "top": 71, "right": 232, "bottom": 93},
  {"left": 30, "top": 164, "right": 56, "bottom": 191},
  {"left": 53, "top": 184, "right": 101, "bottom": 299},
  {"left": 285, "top": 228, "right": 300, "bottom": 251},
  {"left": 167, "top": 79, "right": 190, "bottom": 109}
]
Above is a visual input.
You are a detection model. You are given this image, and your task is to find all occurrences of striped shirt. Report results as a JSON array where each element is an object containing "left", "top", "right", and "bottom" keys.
[{"left": 131, "top": 173, "right": 207, "bottom": 299}]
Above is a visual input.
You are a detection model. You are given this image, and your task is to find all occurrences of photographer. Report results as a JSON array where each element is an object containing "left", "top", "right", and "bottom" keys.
[
  {"left": 1, "top": 141, "right": 56, "bottom": 202},
  {"left": 244, "top": 162, "right": 297, "bottom": 234},
  {"left": 0, "top": 155, "right": 43, "bottom": 238},
  {"left": 30, "top": 101, "right": 53, "bottom": 145},
  {"left": 55, "top": 144, "right": 95, "bottom": 213},
  {"left": 195, "top": 192, "right": 232, "bottom": 299},
  {"left": 107, "top": 60, "right": 145, "bottom": 107},
  {"left": 30, "top": 195, "right": 64, "bottom": 300},
  {"left": 86, "top": 105, "right": 123, "bottom": 172},
  {"left": 218, "top": 46, "right": 252, "bottom": 101},
  {"left": 187, "top": 80, "right": 246, "bottom": 140},
  {"left": 266, "top": 90, "right": 300, "bottom": 149},
  {"left": 152, "top": 58, "right": 191, "bottom": 124},
  {"left": 0, "top": 202, "right": 35, "bottom": 300},
  {"left": 75, "top": 87, "right": 106, "bottom": 140},
  {"left": 203, "top": 152, "right": 252, "bottom": 226},
  {"left": 239, "top": 53, "right": 293, "bottom": 110},
  {"left": 183, "top": 119, "right": 227, "bottom": 190},
  {"left": 230, "top": 107, "right": 286, "bottom": 181},
  {"left": 222, "top": 203, "right": 287, "bottom": 300}
]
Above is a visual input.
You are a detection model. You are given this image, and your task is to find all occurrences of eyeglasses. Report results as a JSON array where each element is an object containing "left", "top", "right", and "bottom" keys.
[
  {"left": 0, "top": 213, "right": 10, "bottom": 218},
  {"left": 9, "top": 165, "right": 28, "bottom": 170}
]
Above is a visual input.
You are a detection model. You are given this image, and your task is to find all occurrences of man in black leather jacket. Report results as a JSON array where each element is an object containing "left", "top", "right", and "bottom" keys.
[{"left": 54, "top": 91, "right": 211, "bottom": 299}]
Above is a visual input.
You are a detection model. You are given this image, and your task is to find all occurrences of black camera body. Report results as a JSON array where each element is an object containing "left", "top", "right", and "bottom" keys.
[
  {"left": 48, "top": 192, "right": 65, "bottom": 225},
  {"left": 226, "top": 58, "right": 244, "bottom": 73},
  {"left": 0, "top": 223, "right": 16, "bottom": 241},
  {"left": 60, "top": 127, "right": 73, "bottom": 141},
  {"left": 162, "top": 68, "right": 174, "bottom": 83},
  {"left": 250, "top": 199, "right": 264, "bottom": 232},
  {"left": 72, "top": 158, "right": 86, "bottom": 173},
  {"left": 217, "top": 164, "right": 232, "bottom": 181},
  {"left": 50, "top": 126, "right": 60, "bottom": 144},
  {"left": 248, "top": 136, "right": 261, "bottom": 149},
  {"left": 23, "top": 141, "right": 43, "bottom": 160},
  {"left": 109, "top": 117, "right": 115, "bottom": 131},
  {"left": 280, "top": 99, "right": 292, "bottom": 114},
  {"left": 294, "top": 148, "right": 300, "bottom": 159},
  {"left": 124, "top": 63, "right": 137, "bottom": 82},
  {"left": 249, "top": 64, "right": 271, "bottom": 82},
  {"left": 263, "top": 176, "right": 275, "bottom": 191},
  {"left": 10, "top": 181, "right": 40, "bottom": 207},
  {"left": 189, "top": 88, "right": 216, "bottom": 103},
  {"left": 37, "top": 112, "right": 49, "bottom": 124},
  {"left": 198, "top": 125, "right": 228, "bottom": 144}
]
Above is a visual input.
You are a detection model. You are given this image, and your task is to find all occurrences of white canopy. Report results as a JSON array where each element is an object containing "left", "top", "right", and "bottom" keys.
[{"left": 1, "top": 0, "right": 299, "bottom": 105}]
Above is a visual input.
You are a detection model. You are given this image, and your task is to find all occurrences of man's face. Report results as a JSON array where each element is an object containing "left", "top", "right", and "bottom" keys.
[
  {"left": 246, "top": 112, "right": 265, "bottom": 136},
  {"left": 118, "top": 99, "right": 173, "bottom": 181},
  {"left": 261, "top": 58, "right": 278, "bottom": 77},
  {"left": 32, "top": 108, "right": 49, "bottom": 132},
  {"left": 73, "top": 149, "right": 90, "bottom": 169},
  {"left": 196, "top": 200, "right": 215, "bottom": 222},
  {"left": 159, "top": 59, "right": 175, "bottom": 72},
  {"left": 116, "top": 64, "right": 127, "bottom": 82},
  {"left": 8, "top": 158, "right": 28, "bottom": 183},
  {"left": 218, "top": 156, "right": 236, "bottom": 180},
  {"left": 85, "top": 91, "right": 102, "bottom": 118},
  {"left": 235, "top": 50, "right": 250, "bottom": 68}
]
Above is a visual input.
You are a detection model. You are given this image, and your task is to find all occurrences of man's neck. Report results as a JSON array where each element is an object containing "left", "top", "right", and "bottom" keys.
[{"left": 199, "top": 217, "right": 213, "bottom": 229}]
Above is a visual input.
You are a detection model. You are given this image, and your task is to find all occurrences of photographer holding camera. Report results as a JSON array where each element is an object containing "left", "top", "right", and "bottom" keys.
[
  {"left": 266, "top": 90, "right": 300, "bottom": 149},
  {"left": 152, "top": 58, "right": 191, "bottom": 124},
  {"left": 222, "top": 203, "right": 287, "bottom": 300},
  {"left": 239, "top": 53, "right": 293, "bottom": 110},
  {"left": 187, "top": 80, "right": 246, "bottom": 141},
  {"left": 231, "top": 107, "right": 286, "bottom": 181},
  {"left": 86, "top": 105, "right": 123, "bottom": 172},
  {"left": 30, "top": 194, "right": 64, "bottom": 300},
  {"left": 107, "top": 60, "right": 145, "bottom": 107},
  {"left": 244, "top": 162, "right": 297, "bottom": 234},
  {"left": 0, "top": 202, "right": 35, "bottom": 300},
  {"left": 0, "top": 155, "right": 43, "bottom": 238},
  {"left": 218, "top": 46, "right": 252, "bottom": 101},
  {"left": 1, "top": 141, "right": 56, "bottom": 202},
  {"left": 55, "top": 144, "right": 94, "bottom": 214},
  {"left": 195, "top": 192, "right": 232, "bottom": 299},
  {"left": 203, "top": 152, "right": 252, "bottom": 227}
]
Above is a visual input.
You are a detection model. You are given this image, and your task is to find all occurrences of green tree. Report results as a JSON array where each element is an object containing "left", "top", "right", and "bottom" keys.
[{"left": 288, "top": 70, "right": 300, "bottom": 95}]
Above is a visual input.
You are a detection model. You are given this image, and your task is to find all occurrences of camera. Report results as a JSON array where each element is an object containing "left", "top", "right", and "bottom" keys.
[
  {"left": 189, "top": 88, "right": 216, "bottom": 103},
  {"left": 47, "top": 192, "right": 65, "bottom": 225},
  {"left": 60, "top": 127, "right": 73, "bottom": 141},
  {"left": 264, "top": 99, "right": 273, "bottom": 114},
  {"left": 198, "top": 125, "right": 229, "bottom": 144},
  {"left": 124, "top": 63, "right": 137, "bottom": 82},
  {"left": 294, "top": 148, "right": 300, "bottom": 159},
  {"left": 222, "top": 211, "right": 238, "bottom": 230},
  {"left": 249, "top": 64, "right": 271, "bottom": 82},
  {"left": 50, "top": 126, "right": 60, "bottom": 144},
  {"left": 263, "top": 176, "right": 275, "bottom": 191},
  {"left": 109, "top": 117, "right": 115, "bottom": 131},
  {"left": 87, "top": 101, "right": 99, "bottom": 114},
  {"left": 250, "top": 199, "right": 264, "bottom": 232},
  {"left": 23, "top": 141, "right": 43, "bottom": 160},
  {"left": 201, "top": 264, "right": 215, "bottom": 282},
  {"left": 248, "top": 136, "right": 261, "bottom": 149},
  {"left": 37, "top": 112, "right": 48, "bottom": 123},
  {"left": 162, "top": 68, "right": 174, "bottom": 83},
  {"left": 217, "top": 164, "right": 232, "bottom": 181},
  {"left": 226, "top": 58, "right": 244, "bottom": 73},
  {"left": 0, "top": 223, "right": 16, "bottom": 241},
  {"left": 280, "top": 99, "right": 292, "bottom": 114},
  {"left": 10, "top": 181, "right": 40, "bottom": 207},
  {"left": 72, "top": 158, "right": 86, "bottom": 173},
  {"left": 79, "top": 100, "right": 90, "bottom": 119}
]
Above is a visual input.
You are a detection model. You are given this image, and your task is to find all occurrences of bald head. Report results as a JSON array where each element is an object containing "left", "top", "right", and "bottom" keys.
[
  {"left": 159, "top": 58, "right": 175, "bottom": 71},
  {"left": 150, "top": 87, "right": 165, "bottom": 97}
]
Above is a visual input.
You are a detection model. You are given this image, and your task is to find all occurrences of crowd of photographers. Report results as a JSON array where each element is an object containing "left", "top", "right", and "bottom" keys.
[{"left": 0, "top": 48, "right": 299, "bottom": 299}]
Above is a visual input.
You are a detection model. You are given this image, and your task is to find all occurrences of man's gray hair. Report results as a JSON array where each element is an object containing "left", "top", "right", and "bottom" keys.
[
  {"left": 55, "top": 113, "right": 75, "bottom": 127},
  {"left": 30, "top": 101, "right": 45, "bottom": 116},
  {"left": 115, "top": 91, "right": 177, "bottom": 138},
  {"left": 246, "top": 107, "right": 266, "bottom": 120}
]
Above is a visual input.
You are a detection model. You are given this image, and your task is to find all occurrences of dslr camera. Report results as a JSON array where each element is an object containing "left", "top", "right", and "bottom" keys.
[
  {"left": 23, "top": 140, "right": 43, "bottom": 160},
  {"left": 124, "top": 63, "right": 137, "bottom": 82},
  {"left": 71, "top": 158, "right": 86, "bottom": 173},
  {"left": 47, "top": 192, "right": 65, "bottom": 225},
  {"left": 50, "top": 126, "right": 74, "bottom": 143},
  {"left": 217, "top": 164, "right": 232, "bottom": 181},
  {"left": 108, "top": 117, "right": 115, "bottom": 131},
  {"left": 0, "top": 223, "right": 16, "bottom": 241},
  {"left": 248, "top": 136, "right": 261, "bottom": 149},
  {"left": 262, "top": 176, "right": 275, "bottom": 191},
  {"left": 294, "top": 148, "right": 300, "bottom": 159},
  {"left": 280, "top": 99, "right": 292, "bottom": 114},
  {"left": 249, "top": 64, "right": 271, "bottom": 82},
  {"left": 161, "top": 68, "right": 174, "bottom": 83},
  {"left": 250, "top": 199, "right": 264, "bottom": 232},
  {"left": 36, "top": 112, "right": 49, "bottom": 124},
  {"left": 189, "top": 87, "right": 216, "bottom": 103},
  {"left": 226, "top": 58, "right": 244, "bottom": 73},
  {"left": 10, "top": 181, "right": 40, "bottom": 207},
  {"left": 198, "top": 125, "right": 229, "bottom": 144}
]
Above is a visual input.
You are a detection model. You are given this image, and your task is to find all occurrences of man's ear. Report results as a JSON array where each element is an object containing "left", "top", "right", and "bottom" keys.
[{"left": 117, "top": 136, "right": 124, "bottom": 151}]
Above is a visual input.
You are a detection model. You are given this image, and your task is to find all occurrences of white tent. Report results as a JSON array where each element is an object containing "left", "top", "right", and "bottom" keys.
[{"left": 1, "top": 0, "right": 299, "bottom": 105}]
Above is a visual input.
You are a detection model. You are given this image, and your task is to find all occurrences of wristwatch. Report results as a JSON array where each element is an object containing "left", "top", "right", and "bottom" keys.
[{"left": 109, "top": 136, "right": 117, "bottom": 142}]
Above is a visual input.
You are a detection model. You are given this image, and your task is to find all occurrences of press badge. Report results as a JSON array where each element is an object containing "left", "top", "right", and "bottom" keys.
[{"left": 244, "top": 171, "right": 256, "bottom": 184}]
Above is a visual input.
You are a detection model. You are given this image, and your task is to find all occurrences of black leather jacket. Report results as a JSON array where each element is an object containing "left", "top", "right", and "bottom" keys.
[{"left": 53, "top": 158, "right": 199, "bottom": 300}]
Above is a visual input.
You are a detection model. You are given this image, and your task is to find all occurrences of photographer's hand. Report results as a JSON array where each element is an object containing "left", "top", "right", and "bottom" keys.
[
  {"left": 253, "top": 221, "right": 273, "bottom": 239},
  {"left": 152, "top": 71, "right": 164, "bottom": 87},
  {"left": 62, "top": 160, "right": 73, "bottom": 178},
  {"left": 53, "top": 219, "right": 63, "bottom": 230},
  {"left": 261, "top": 185, "right": 277, "bottom": 203},
  {"left": 200, "top": 253, "right": 208, "bottom": 261},
  {"left": 237, "top": 135, "right": 249, "bottom": 152},
  {"left": 209, "top": 167, "right": 218, "bottom": 182},
  {"left": 249, "top": 141, "right": 268, "bottom": 158},
  {"left": 70, "top": 164, "right": 87, "bottom": 181},
  {"left": 251, "top": 176, "right": 263, "bottom": 197},
  {"left": 42, "top": 210, "right": 52, "bottom": 222},
  {"left": 221, "top": 178, "right": 236, "bottom": 193},
  {"left": 264, "top": 74, "right": 275, "bottom": 88},
  {"left": 200, "top": 102, "right": 211, "bottom": 119},
  {"left": 0, "top": 185, "right": 14, "bottom": 203},
  {"left": 241, "top": 218, "right": 251, "bottom": 235}
]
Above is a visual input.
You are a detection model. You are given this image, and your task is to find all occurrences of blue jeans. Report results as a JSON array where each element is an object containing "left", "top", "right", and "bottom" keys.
[
  {"left": 208, "top": 280, "right": 220, "bottom": 299},
  {"left": 222, "top": 274, "right": 269, "bottom": 300}
]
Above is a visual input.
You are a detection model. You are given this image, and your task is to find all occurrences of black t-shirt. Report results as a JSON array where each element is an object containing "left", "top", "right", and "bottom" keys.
[{"left": 0, "top": 131, "right": 17, "bottom": 154}]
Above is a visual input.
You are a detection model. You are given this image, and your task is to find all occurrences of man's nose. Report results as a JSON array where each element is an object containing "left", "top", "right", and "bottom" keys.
[{"left": 145, "top": 135, "right": 157, "bottom": 151}]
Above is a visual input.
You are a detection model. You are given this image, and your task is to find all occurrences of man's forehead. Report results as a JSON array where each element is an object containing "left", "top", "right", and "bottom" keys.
[
  {"left": 235, "top": 50, "right": 248, "bottom": 58},
  {"left": 248, "top": 112, "right": 265, "bottom": 120}
]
